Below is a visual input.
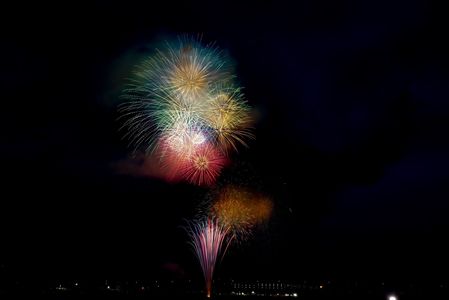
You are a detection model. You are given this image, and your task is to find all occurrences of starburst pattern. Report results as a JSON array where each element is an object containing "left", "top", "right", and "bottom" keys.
[{"left": 119, "top": 37, "right": 254, "bottom": 185}]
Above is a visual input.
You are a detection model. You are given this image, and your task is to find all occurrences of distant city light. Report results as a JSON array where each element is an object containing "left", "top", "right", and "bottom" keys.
[{"left": 3, "top": 279, "right": 421, "bottom": 298}]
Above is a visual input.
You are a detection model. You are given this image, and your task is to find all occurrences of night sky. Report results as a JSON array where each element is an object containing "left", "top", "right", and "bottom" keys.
[{"left": 2, "top": 0, "right": 449, "bottom": 282}]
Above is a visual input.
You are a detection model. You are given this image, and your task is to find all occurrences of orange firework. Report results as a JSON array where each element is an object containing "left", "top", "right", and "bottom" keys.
[{"left": 210, "top": 185, "right": 273, "bottom": 240}]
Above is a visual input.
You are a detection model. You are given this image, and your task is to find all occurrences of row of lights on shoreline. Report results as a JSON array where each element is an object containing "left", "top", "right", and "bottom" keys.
[{"left": 52, "top": 281, "right": 399, "bottom": 300}]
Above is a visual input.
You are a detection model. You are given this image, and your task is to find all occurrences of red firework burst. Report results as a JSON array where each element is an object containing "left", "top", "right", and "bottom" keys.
[{"left": 180, "top": 143, "right": 228, "bottom": 186}]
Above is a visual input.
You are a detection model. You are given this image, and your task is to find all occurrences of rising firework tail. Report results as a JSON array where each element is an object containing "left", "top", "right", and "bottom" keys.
[{"left": 185, "top": 218, "right": 232, "bottom": 298}]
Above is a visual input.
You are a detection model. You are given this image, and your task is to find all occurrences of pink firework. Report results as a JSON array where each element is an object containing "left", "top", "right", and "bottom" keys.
[
  {"left": 156, "top": 136, "right": 189, "bottom": 183},
  {"left": 180, "top": 143, "right": 228, "bottom": 186},
  {"left": 187, "top": 218, "right": 231, "bottom": 298}
]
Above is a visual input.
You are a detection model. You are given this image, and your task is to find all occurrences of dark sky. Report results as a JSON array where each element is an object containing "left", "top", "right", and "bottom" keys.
[{"left": 1, "top": 0, "right": 449, "bottom": 281}]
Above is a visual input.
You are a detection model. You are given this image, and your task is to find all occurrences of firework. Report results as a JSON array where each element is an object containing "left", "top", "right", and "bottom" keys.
[
  {"left": 186, "top": 218, "right": 232, "bottom": 298},
  {"left": 119, "top": 87, "right": 209, "bottom": 155},
  {"left": 204, "top": 84, "right": 254, "bottom": 152},
  {"left": 179, "top": 143, "right": 228, "bottom": 186},
  {"left": 209, "top": 185, "right": 273, "bottom": 240},
  {"left": 119, "top": 37, "right": 254, "bottom": 185},
  {"left": 146, "top": 38, "right": 231, "bottom": 102},
  {"left": 119, "top": 38, "right": 233, "bottom": 154}
]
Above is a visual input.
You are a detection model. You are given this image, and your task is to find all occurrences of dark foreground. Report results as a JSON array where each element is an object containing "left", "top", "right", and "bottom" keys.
[
  {"left": 2, "top": 291, "right": 449, "bottom": 300},
  {"left": 2, "top": 279, "right": 449, "bottom": 299}
]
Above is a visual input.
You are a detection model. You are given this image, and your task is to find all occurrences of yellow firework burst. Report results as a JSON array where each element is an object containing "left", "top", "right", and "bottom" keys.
[
  {"left": 203, "top": 85, "right": 254, "bottom": 152},
  {"left": 167, "top": 45, "right": 210, "bottom": 102},
  {"left": 158, "top": 39, "right": 232, "bottom": 104},
  {"left": 210, "top": 185, "right": 273, "bottom": 240}
]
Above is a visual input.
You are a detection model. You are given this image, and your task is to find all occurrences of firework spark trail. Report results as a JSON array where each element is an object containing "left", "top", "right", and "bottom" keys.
[{"left": 187, "top": 218, "right": 232, "bottom": 298}]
